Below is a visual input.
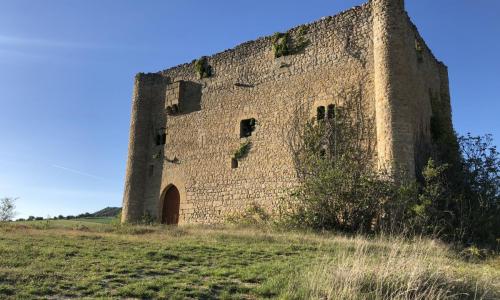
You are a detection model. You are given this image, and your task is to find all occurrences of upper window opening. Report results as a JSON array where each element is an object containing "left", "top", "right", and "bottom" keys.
[
  {"left": 327, "top": 104, "right": 335, "bottom": 120},
  {"left": 317, "top": 106, "right": 325, "bottom": 121},
  {"left": 415, "top": 38, "right": 423, "bottom": 62},
  {"left": 155, "top": 133, "right": 167, "bottom": 146},
  {"left": 240, "top": 118, "right": 256, "bottom": 138}
]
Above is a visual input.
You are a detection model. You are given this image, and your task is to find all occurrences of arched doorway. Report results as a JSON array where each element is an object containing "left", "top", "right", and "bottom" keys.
[{"left": 162, "top": 185, "right": 180, "bottom": 225}]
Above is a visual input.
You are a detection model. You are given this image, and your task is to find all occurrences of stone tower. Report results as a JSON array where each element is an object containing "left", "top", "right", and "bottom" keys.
[
  {"left": 121, "top": 0, "right": 454, "bottom": 224},
  {"left": 372, "top": 0, "right": 415, "bottom": 176},
  {"left": 122, "top": 74, "right": 166, "bottom": 223}
]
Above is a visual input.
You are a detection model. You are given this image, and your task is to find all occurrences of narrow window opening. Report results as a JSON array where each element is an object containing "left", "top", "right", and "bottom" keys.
[
  {"left": 415, "top": 38, "right": 423, "bottom": 63},
  {"left": 240, "top": 118, "right": 256, "bottom": 138},
  {"left": 231, "top": 158, "right": 239, "bottom": 169},
  {"left": 155, "top": 133, "right": 166, "bottom": 146},
  {"left": 171, "top": 104, "right": 179, "bottom": 114},
  {"left": 327, "top": 104, "right": 335, "bottom": 120},
  {"left": 317, "top": 106, "right": 325, "bottom": 121},
  {"left": 149, "top": 165, "right": 154, "bottom": 177}
]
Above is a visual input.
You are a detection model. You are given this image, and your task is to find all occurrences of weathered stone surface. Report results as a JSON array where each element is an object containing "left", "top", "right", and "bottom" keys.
[{"left": 122, "top": 0, "right": 454, "bottom": 224}]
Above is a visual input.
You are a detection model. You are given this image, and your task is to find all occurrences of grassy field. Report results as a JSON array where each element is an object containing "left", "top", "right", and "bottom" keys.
[
  {"left": 64, "top": 217, "right": 116, "bottom": 224},
  {"left": 0, "top": 220, "right": 498, "bottom": 299}
]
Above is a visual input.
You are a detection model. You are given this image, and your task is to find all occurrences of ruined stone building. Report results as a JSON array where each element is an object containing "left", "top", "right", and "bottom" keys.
[{"left": 122, "top": 0, "right": 455, "bottom": 224}]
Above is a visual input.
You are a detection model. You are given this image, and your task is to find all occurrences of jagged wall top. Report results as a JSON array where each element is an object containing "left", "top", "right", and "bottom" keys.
[
  {"left": 135, "top": 0, "right": 445, "bottom": 84},
  {"left": 372, "top": 0, "right": 404, "bottom": 10},
  {"left": 158, "top": 2, "right": 371, "bottom": 76}
]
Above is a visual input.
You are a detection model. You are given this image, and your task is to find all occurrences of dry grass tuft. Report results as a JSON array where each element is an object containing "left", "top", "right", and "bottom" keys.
[{"left": 283, "top": 236, "right": 498, "bottom": 299}]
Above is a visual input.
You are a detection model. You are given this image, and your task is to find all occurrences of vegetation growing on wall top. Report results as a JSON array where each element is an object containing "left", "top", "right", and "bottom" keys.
[
  {"left": 273, "top": 32, "right": 291, "bottom": 58},
  {"left": 195, "top": 57, "right": 212, "bottom": 79},
  {"left": 135, "top": 72, "right": 145, "bottom": 80},
  {"left": 272, "top": 25, "right": 310, "bottom": 58}
]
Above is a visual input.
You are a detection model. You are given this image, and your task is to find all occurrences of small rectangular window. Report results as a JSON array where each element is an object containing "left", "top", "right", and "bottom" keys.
[
  {"left": 156, "top": 133, "right": 166, "bottom": 146},
  {"left": 231, "top": 158, "right": 238, "bottom": 169},
  {"left": 240, "top": 118, "right": 256, "bottom": 138},
  {"left": 317, "top": 106, "right": 325, "bottom": 121},
  {"left": 415, "top": 38, "right": 423, "bottom": 62},
  {"left": 327, "top": 104, "right": 335, "bottom": 120},
  {"left": 149, "top": 165, "right": 154, "bottom": 177}
]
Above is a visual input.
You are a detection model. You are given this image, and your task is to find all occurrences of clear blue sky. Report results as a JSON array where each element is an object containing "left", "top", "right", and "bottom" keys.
[{"left": 0, "top": 0, "right": 498, "bottom": 219}]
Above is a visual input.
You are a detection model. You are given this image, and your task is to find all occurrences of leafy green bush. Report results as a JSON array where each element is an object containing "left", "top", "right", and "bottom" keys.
[
  {"left": 272, "top": 32, "right": 290, "bottom": 58},
  {"left": 279, "top": 90, "right": 499, "bottom": 246},
  {"left": 455, "top": 134, "right": 499, "bottom": 245},
  {"left": 194, "top": 56, "right": 212, "bottom": 79},
  {"left": 410, "top": 159, "right": 451, "bottom": 233},
  {"left": 111, "top": 211, "right": 122, "bottom": 226},
  {"left": 279, "top": 93, "right": 396, "bottom": 232},
  {"left": 272, "top": 27, "right": 310, "bottom": 58},
  {"left": 410, "top": 134, "right": 499, "bottom": 246},
  {"left": 140, "top": 211, "right": 156, "bottom": 226}
]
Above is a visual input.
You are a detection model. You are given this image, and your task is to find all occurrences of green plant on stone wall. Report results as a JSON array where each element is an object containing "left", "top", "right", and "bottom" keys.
[
  {"left": 294, "top": 25, "right": 310, "bottom": 52},
  {"left": 140, "top": 211, "right": 156, "bottom": 225},
  {"left": 234, "top": 140, "right": 251, "bottom": 160},
  {"left": 297, "top": 25, "right": 308, "bottom": 36},
  {"left": 134, "top": 72, "right": 146, "bottom": 81},
  {"left": 272, "top": 26, "right": 310, "bottom": 58},
  {"left": 273, "top": 32, "right": 291, "bottom": 58},
  {"left": 195, "top": 57, "right": 212, "bottom": 79}
]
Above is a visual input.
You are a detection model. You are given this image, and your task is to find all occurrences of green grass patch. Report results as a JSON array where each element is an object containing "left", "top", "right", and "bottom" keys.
[
  {"left": 73, "top": 217, "right": 115, "bottom": 224},
  {"left": 0, "top": 222, "right": 497, "bottom": 299}
]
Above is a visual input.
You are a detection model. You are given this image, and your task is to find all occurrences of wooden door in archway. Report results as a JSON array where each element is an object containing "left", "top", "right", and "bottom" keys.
[{"left": 162, "top": 185, "right": 180, "bottom": 225}]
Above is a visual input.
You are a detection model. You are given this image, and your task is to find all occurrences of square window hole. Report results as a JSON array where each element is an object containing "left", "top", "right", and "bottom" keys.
[{"left": 240, "top": 118, "right": 256, "bottom": 138}]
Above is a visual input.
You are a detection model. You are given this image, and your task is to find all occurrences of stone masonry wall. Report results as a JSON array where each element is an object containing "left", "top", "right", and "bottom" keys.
[
  {"left": 122, "top": 0, "right": 454, "bottom": 224},
  {"left": 151, "top": 4, "right": 374, "bottom": 224}
]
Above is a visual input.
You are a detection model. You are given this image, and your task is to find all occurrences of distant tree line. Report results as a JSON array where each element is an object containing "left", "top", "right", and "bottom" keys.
[
  {"left": 15, "top": 212, "right": 94, "bottom": 222},
  {"left": 13, "top": 207, "right": 121, "bottom": 222}
]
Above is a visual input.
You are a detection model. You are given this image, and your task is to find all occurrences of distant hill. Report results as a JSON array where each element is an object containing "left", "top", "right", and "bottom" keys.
[{"left": 91, "top": 207, "right": 121, "bottom": 218}]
